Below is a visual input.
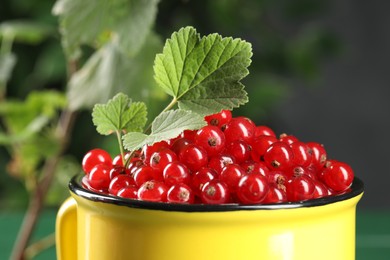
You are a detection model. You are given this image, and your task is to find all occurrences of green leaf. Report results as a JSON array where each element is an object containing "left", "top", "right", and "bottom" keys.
[
  {"left": 0, "top": 53, "right": 17, "bottom": 88},
  {"left": 0, "top": 20, "right": 54, "bottom": 44},
  {"left": 154, "top": 26, "right": 252, "bottom": 116},
  {"left": 92, "top": 93, "right": 147, "bottom": 135},
  {"left": 66, "top": 32, "right": 163, "bottom": 111},
  {"left": 123, "top": 109, "right": 206, "bottom": 151},
  {"left": 52, "top": 0, "right": 159, "bottom": 59}
]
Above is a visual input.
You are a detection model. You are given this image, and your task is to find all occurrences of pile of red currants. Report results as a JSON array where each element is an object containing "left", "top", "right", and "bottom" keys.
[{"left": 81, "top": 110, "right": 354, "bottom": 205}]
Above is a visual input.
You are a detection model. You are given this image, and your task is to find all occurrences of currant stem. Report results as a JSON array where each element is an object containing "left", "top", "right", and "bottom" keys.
[{"left": 116, "top": 130, "right": 126, "bottom": 166}]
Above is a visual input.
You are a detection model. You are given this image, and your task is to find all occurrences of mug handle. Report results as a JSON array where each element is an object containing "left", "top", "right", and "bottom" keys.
[{"left": 56, "top": 197, "right": 77, "bottom": 260}]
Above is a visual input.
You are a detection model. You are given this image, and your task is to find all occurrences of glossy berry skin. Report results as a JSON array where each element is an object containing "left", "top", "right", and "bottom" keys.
[
  {"left": 141, "top": 141, "right": 170, "bottom": 165},
  {"left": 195, "top": 125, "right": 226, "bottom": 157},
  {"left": 220, "top": 164, "right": 245, "bottom": 192},
  {"left": 163, "top": 161, "right": 190, "bottom": 187},
  {"left": 286, "top": 175, "right": 315, "bottom": 202},
  {"left": 225, "top": 140, "right": 251, "bottom": 164},
  {"left": 149, "top": 148, "right": 178, "bottom": 175},
  {"left": 117, "top": 185, "right": 138, "bottom": 199},
  {"left": 191, "top": 167, "right": 218, "bottom": 196},
  {"left": 109, "top": 174, "right": 135, "bottom": 196},
  {"left": 82, "top": 149, "right": 112, "bottom": 174},
  {"left": 322, "top": 160, "right": 354, "bottom": 192},
  {"left": 251, "top": 135, "right": 278, "bottom": 162},
  {"left": 307, "top": 142, "right": 327, "bottom": 171},
  {"left": 171, "top": 137, "right": 192, "bottom": 155},
  {"left": 290, "top": 141, "right": 312, "bottom": 168},
  {"left": 137, "top": 181, "right": 168, "bottom": 202},
  {"left": 312, "top": 180, "right": 329, "bottom": 199},
  {"left": 132, "top": 165, "right": 157, "bottom": 187},
  {"left": 263, "top": 184, "right": 287, "bottom": 204},
  {"left": 254, "top": 125, "right": 276, "bottom": 138},
  {"left": 88, "top": 164, "right": 112, "bottom": 191},
  {"left": 200, "top": 180, "right": 230, "bottom": 204},
  {"left": 179, "top": 144, "right": 208, "bottom": 172},
  {"left": 263, "top": 141, "right": 294, "bottom": 171},
  {"left": 237, "top": 174, "right": 269, "bottom": 204},
  {"left": 167, "top": 183, "right": 194, "bottom": 204},
  {"left": 205, "top": 109, "right": 232, "bottom": 129},
  {"left": 223, "top": 117, "right": 256, "bottom": 144},
  {"left": 279, "top": 134, "right": 298, "bottom": 145},
  {"left": 240, "top": 161, "right": 269, "bottom": 177},
  {"left": 208, "top": 154, "right": 235, "bottom": 174}
]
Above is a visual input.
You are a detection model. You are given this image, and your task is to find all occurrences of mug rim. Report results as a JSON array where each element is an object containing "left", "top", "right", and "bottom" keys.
[{"left": 69, "top": 174, "right": 364, "bottom": 212}]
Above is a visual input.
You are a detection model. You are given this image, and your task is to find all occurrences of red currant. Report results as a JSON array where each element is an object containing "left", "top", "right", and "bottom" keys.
[
  {"left": 263, "top": 141, "right": 293, "bottom": 171},
  {"left": 223, "top": 117, "right": 256, "bottom": 144},
  {"left": 200, "top": 180, "right": 230, "bottom": 204},
  {"left": 117, "top": 185, "right": 138, "bottom": 199},
  {"left": 88, "top": 164, "right": 111, "bottom": 191},
  {"left": 237, "top": 174, "right": 269, "bottom": 204},
  {"left": 286, "top": 175, "right": 315, "bottom": 202},
  {"left": 179, "top": 144, "right": 208, "bottom": 172},
  {"left": 240, "top": 160, "right": 269, "bottom": 177},
  {"left": 312, "top": 180, "right": 329, "bottom": 199},
  {"left": 208, "top": 153, "right": 235, "bottom": 174},
  {"left": 141, "top": 141, "right": 169, "bottom": 165},
  {"left": 137, "top": 181, "right": 168, "bottom": 202},
  {"left": 290, "top": 141, "right": 312, "bottom": 167},
  {"left": 191, "top": 167, "right": 218, "bottom": 196},
  {"left": 108, "top": 174, "right": 135, "bottom": 195},
  {"left": 82, "top": 149, "right": 112, "bottom": 174},
  {"left": 225, "top": 140, "right": 251, "bottom": 164},
  {"left": 149, "top": 148, "right": 178, "bottom": 175},
  {"left": 167, "top": 183, "right": 194, "bottom": 204},
  {"left": 132, "top": 165, "right": 157, "bottom": 187},
  {"left": 251, "top": 135, "right": 278, "bottom": 162},
  {"left": 163, "top": 161, "right": 190, "bottom": 187},
  {"left": 279, "top": 133, "right": 298, "bottom": 145},
  {"left": 195, "top": 125, "right": 226, "bottom": 157},
  {"left": 220, "top": 164, "right": 245, "bottom": 192},
  {"left": 322, "top": 160, "right": 354, "bottom": 192},
  {"left": 254, "top": 125, "right": 276, "bottom": 138},
  {"left": 263, "top": 184, "right": 287, "bottom": 204},
  {"left": 205, "top": 109, "right": 232, "bottom": 129},
  {"left": 307, "top": 142, "right": 327, "bottom": 171}
]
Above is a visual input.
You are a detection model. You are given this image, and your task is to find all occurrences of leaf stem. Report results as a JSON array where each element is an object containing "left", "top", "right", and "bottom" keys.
[{"left": 116, "top": 130, "right": 126, "bottom": 165}]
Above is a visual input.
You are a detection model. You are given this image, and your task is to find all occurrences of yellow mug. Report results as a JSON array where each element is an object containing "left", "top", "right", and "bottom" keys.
[{"left": 56, "top": 174, "right": 364, "bottom": 260}]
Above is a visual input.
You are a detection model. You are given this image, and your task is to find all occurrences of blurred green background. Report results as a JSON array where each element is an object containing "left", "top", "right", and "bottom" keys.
[{"left": 1, "top": 0, "right": 389, "bottom": 259}]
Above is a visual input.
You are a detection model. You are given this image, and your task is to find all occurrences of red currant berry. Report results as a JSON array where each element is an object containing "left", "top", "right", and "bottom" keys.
[
  {"left": 263, "top": 184, "right": 287, "bottom": 204},
  {"left": 240, "top": 161, "right": 269, "bottom": 177},
  {"left": 307, "top": 142, "right": 327, "bottom": 171},
  {"left": 312, "top": 180, "right": 329, "bottom": 199},
  {"left": 236, "top": 174, "right": 269, "bottom": 204},
  {"left": 141, "top": 141, "right": 170, "bottom": 165},
  {"left": 191, "top": 167, "right": 218, "bottom": 196},
  {"left": 195, "top": 125, "right": 226, "bottom": 157},
  {"left": 171, "top": 137, "right": 192, "bottom": 154},
  {"left": 254, "top": 125, "right": 276, "bottom": 138},
  {"left": 149, "top": 148, "right": 178, "bottom": 175},
  {"left": 179, "top": 144, "right": 208, "bottom": 172},
  {"left": 163, "top": 161, "right": 190, "bottom": 187},
  {"left": 82, "top": 149, "right": 112, "bottom": 174},
  {"left": 137, "top": 181, "right": 168, "bottom": 202},
  {"left": 88, "top": 164, "right": 111, "bottom": 191},
  {"left": 290, "top": 141, "right": 312, "bottom": 167},
  {"left": 225, "top": 140, "right": 251, "bottom": 164},
  {"left": 220, "top": 164, "right": 245, "bottom": 192},
  {"left": 251, "top": 135, "right": 278, "bottom": 162},
  {"left": 205, "top": 109, "right": 232, "bottom": 129},
  {"left": 132, "top": 165, "right": 157, "bottom": 187},
  {"left": 286, "top": 175, "right": 315, "bottom": 202},
  {"left": 223, "top": 117, "right": 256, "bottom": 144},
  {"left": 322, "top": 160, "right": 354, "bottom": 192},
  {"left": 167, "top": 183, "right": 195, "bottom": 204},
  {"left": 208, "top": 153, "right": 235, "bottom": 174},
  {"left": 180, "top": 129, "right": 197, "bottom": 141},
  {"left": 117, "top": 185, "right": 138, "bottom": 199},
  {"left": 109, "top": 174, "right": 136, "bottom": 195},
  {"left": 200, "top": 180, "right": 230, "bottom": 204},
  {"left": 267, "top": 170, "right": 288, "bottom": 187},
  {"left": 263, "top": 141, "right": 293, "bottom": 171},
  {"left": 279, "top": 133, "right": 299, "bottom": 145}
]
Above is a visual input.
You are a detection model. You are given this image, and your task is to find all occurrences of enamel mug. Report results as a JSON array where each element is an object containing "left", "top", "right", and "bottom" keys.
[{"left": 56, "top": 174, "right": 363, "bottom": 260}]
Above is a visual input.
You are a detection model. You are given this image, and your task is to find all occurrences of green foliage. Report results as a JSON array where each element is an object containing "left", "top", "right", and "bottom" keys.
[
  {"left": 123, "top": 109, "right": 206, "bottom": 151},
  {"left": 154, "top": 27, "right": 251, "bottom": 116},
  {"left": 53, "top": 0, "right": 159, "bottom": 59},
  {"left": 0, "top": 20, "right": 55, "bottom": 44},
  {"left": 92, "top": 93, "right": 147, "bottom": 135}
]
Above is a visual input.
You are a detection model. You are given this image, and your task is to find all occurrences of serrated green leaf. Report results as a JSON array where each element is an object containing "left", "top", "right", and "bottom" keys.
[
  {"left": 154, "top": 26, "right": 252, "bottom": 116},
  {"left": 92, "top": 93, "right": 147, "bottom": 135},
  {"left": 52, "top": 0, "right": 159, "bottom": 59},
  {"left": 123, "top": 109, "right": 206, "bottom": 151},
  {"left": 66, "top": 33, "right": 163, "bottom": 111}
]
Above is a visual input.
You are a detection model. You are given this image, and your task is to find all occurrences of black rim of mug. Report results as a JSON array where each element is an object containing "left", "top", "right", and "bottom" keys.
[{"left": 69, "top": 174, "right": 364, "bottom": 212}]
